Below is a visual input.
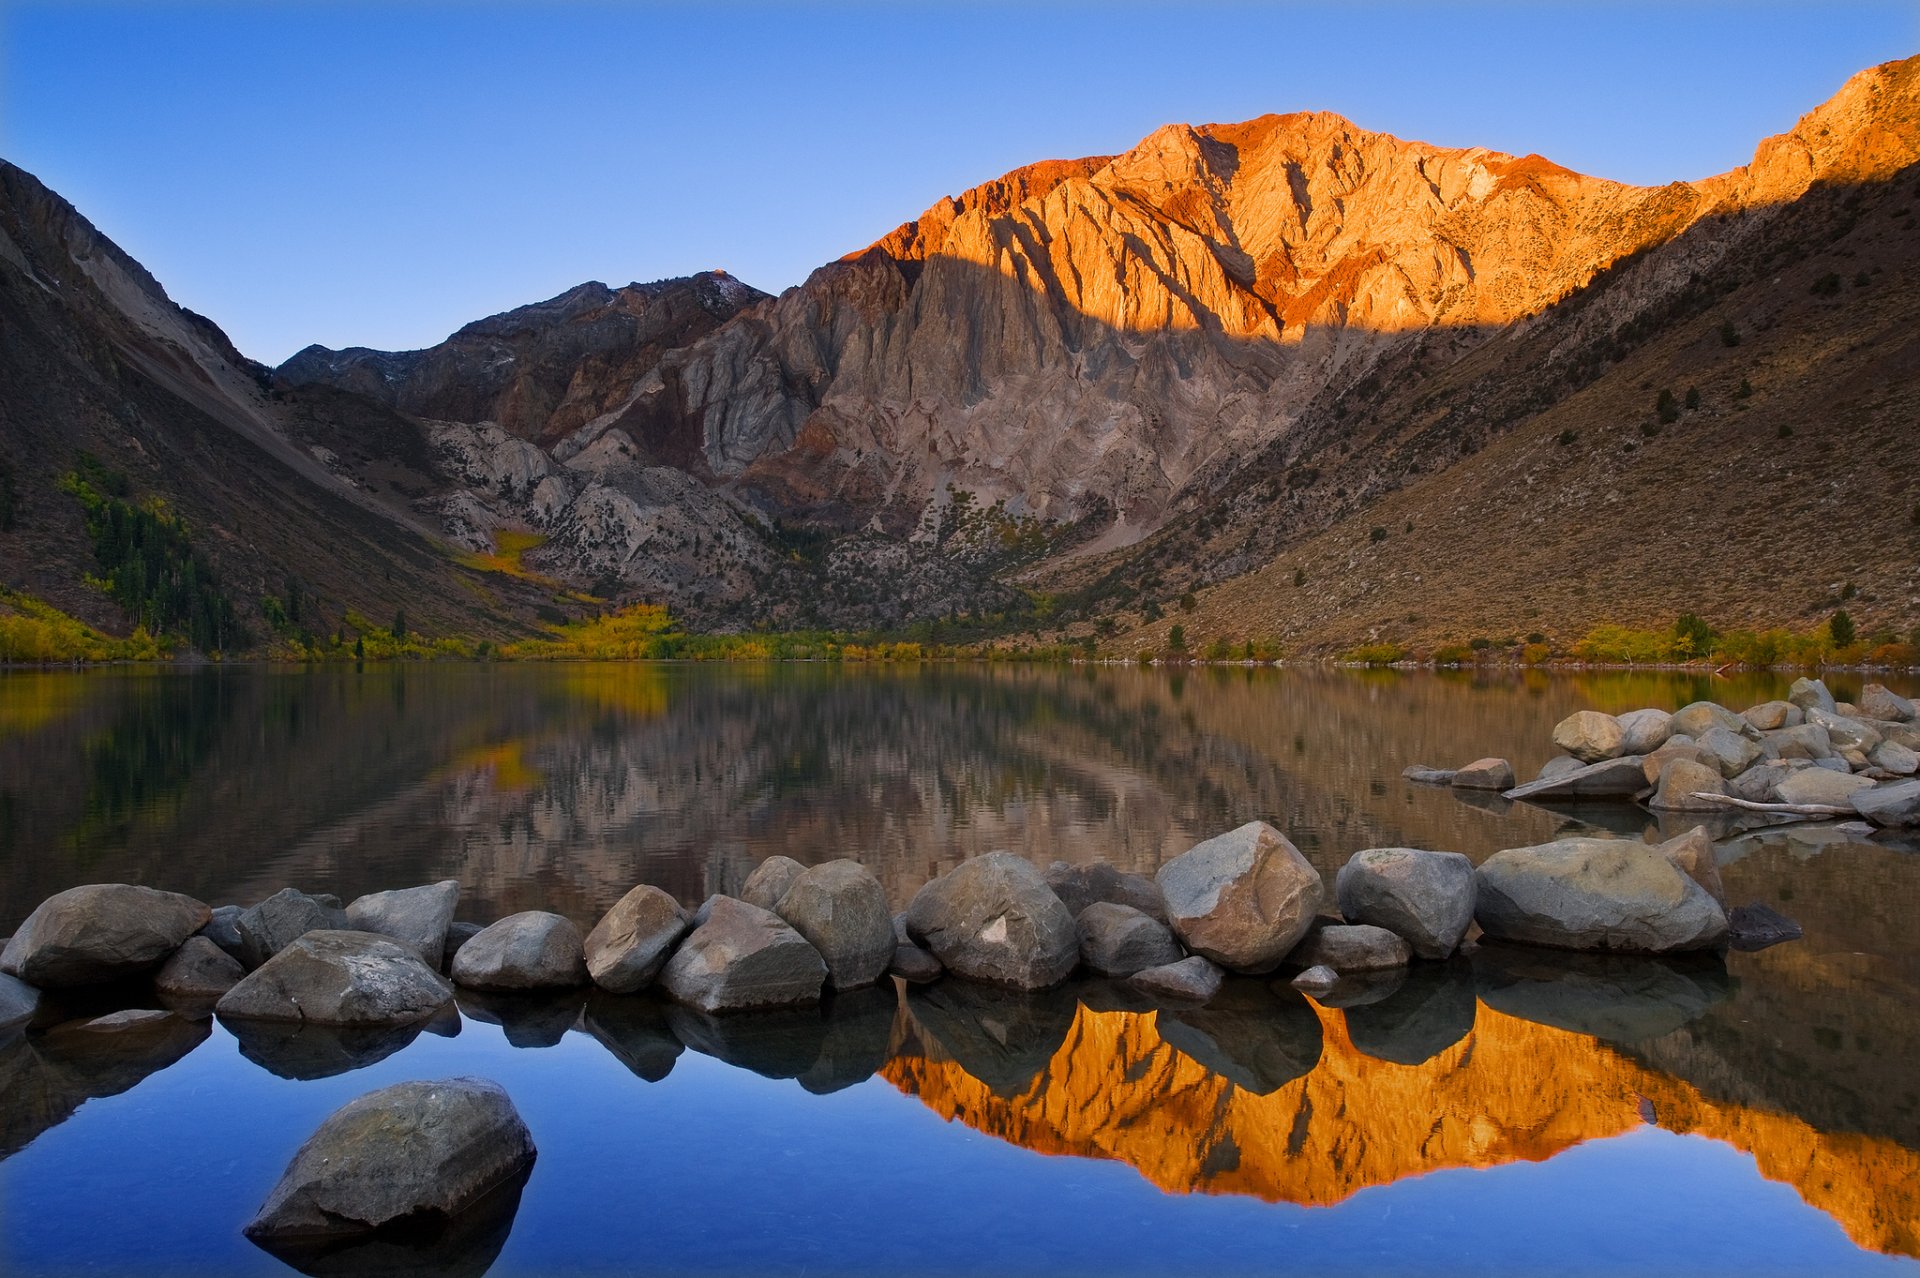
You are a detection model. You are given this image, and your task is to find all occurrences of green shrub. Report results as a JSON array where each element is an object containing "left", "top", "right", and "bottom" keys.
[
  {"left": 1720, "top": 321, "right": 1740, "bottom": 347},
  {"left": 1831, "top": 609, "right": 1856, "bottom": 648}
]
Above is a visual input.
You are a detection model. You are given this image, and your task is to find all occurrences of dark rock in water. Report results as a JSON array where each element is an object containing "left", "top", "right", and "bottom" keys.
[
  {"left": 906, "top": 852, "right": 1080, "bottom": 990},
  {"left": 1343, "top": 962, "right": 1476, "bottom": 1066},
  {"left": 243, "top": 1078, "right": 537, "bottom": 1268},
  {"left": 251, "top": 1163, "right": 530, "bottom": 1278},
  {"left": 774, "top": 860, "right": 894, "bottom": 991},
  {"left": 889, "top": 943, "right": 943, "bottom": 984},
  {"left": 739, "top": 856, "right": 807, "bottom": 912},
  {"left": 1076, "top": 903, "right": 1184, "bottom": 977},
  {"left": 443, "top": 923, "right": 484, "bottom": 970},
  {"left": 1451, "top": 758, "right": 1515, "bottom": 791},
  {"left": 0, "top": 973, "right": 41, "bottom": 1027},
  {"left": 1472, "top": 942, "right": 1732, "bottom": 1044},
  {"left": 2, "top": 885, "right": 211, "bottom": 988},
  {"left": 237, "top": 889, "right": 349, "bottom": 971},
  {"left": 583, "top": 886, "right": 688, "bottom": 995},
  {"left": 1727, "top": 903, "right": 1804, "bottom": 952},
  {"left": 345, "top": 881, "right": 462, "bottom": 969},
  {"left": 1286, "top": 922, "right": 1410, "bottom": 974},
  {"left": 1335, "top": 847, "right": 1476, "bottom": 960},
  {"left": 582, "top": 993, "right": 684, "bottom": 1082},
  {"left": 198, "top": 905, "right": 247, "bottom": 963},
  {"left": 1289, "top": 965, "right": 1339, "bottom": 993},
  {"left": 456, "top": 987, "right": 588, "bottom": 1049},
  {"left": 1401, "top": 765, "right": 1457, "bottom": 785},
  {"left": 217, "top": 931, "right": 454, "bottom": 1027},
  {"left": 1474, "top": 838, "right": 1728, "bottom": 953},
  {"left": 1156, "top": 980, "right": 1323, "bottom": 1095},
  {"left": 1045, "top": 861, "right": 1169, "bottom": 924},
  {"left": 154, "top": 936, "right": 245, "bottom": 1001},
  {"left": 1503, "top": 756, "right": 1650, "bottom": 803},
  {"left": 1853, "top": 778, "right": 1920, "bottom": 827},
  {"left": 1304, "top": 967, "right": 1407, "bottom": 1008},
  {"left": 450, "top": 912, "right": 588, "bottom": 992},
  {"left": 799, "top": 985, "right": 898, "bottom": 1095},
  {"left": 225, "top": 1017, "right": 429, "bottom": 1081},
  {"left": 1449, "top": 787, "right": 1515, "bottom": 816},
  {"left": 660, "top": 896, "right": 826, "bottom": 1013},
  {"left": 1156, "top": 822, "right": 1323, "bottom": 974},
  {"left": 905, "top": 979, "right": 1077, "bottom": 1098},
  {"left": 665, "top": 1002, "right": 831, "bottom": 1081},
  {"left": 1128, "top": 955, "right": 1223, "bottom": 1003}
]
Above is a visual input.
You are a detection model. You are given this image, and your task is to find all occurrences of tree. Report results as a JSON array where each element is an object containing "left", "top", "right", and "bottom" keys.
[
  {"left": 391, "top": 608, "right": 407, "bottom": 641},
  {"left": 354, "top": 635, "right": 365, "bottom": 662},
  {"left": 1656, "top": 388, "right": 1679, "bottom": 424},
  {"left": 1671, "top": 613, "right": 1716, "bottom": 659},
  {"left": 1683, "top": 386, "right": 1700, "bottom": 411},
  {"left": 1178, "top": 591, "right": 1196, "bottom": 613},
  {"left": 1830, "top": 610, "right": 1856, "bottom": 649},
  {"left": 1720, "top": 320, "right": 1740, "bottom": 347},
  {"left": 1168, "top": 624, "right": 1187, "bottom": 652}
]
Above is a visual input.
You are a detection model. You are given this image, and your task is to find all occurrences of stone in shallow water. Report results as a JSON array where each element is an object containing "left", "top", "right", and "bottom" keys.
[
  {"left": 2, "top": 884, "right": 211, "bottom": 988},
  {"left": 1335, "top": 847, "right": 1476, "bottom": 961},
  {"left": 775, "top": 860, "right": 894, "bottom": 991},
  {"left": 1286, "top": 922, "right": 1410, "bottom": 973},
  {"left": 154, "top": 936, "right": 245, "bottom": 1001},
  {"left": 1450, "top": 758, "right": 1515, "bottom": 791},
  {"left": 1507, "top": 756, "right": 1648, "bottom": 800},
  {"left": 451, "top": 912, "right": 588, "bottom": 992},
  {"left": 1475, "top": 839, "right": 1727, "bottom": 953},
  {"left": 889, "top": 943, "right": 943, "bottom": 984},
  {"left": 660, "top": 896, "right": 826, "bottom": 1013},
  {"left": 1853, "top": 778, "right": 1920, "bottom": 827},
  {"left": 583, "top": 886, "right": 688, "bottom": 995},
  {"left": 1156, "top": 822, "right": 1323, "bottom": 974},
  {"left": 217, "top": 930, "right": 454, "bottom": 1027},
  {"left": 344, "top": 881, "right": 461, "bottom": 969},
  {"left": 1128, "top": 955, "right": 1223, "bottom": 1003},
  {"left": 1727, "top": 903, "right": 1804, "bottom": 952},
  {"left": 907, "top": 852, "right": 1079, "bottom": 989},
  {"left": 1773, "top": 768, "right": 1874, "bottom": 808},
  {"left": 1401, "top": 765, "right": 1457, "bottom": 785}
]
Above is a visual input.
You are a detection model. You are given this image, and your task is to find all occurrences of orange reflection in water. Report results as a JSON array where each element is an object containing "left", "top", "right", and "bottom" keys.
[{"left": 884, "top": 999, "right": 1920, "bottom": 1258}]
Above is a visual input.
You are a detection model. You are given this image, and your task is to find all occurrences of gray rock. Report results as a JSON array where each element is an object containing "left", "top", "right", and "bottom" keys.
[
  {"left": 891, "top": 912, "right": 912, "bottom": 945},
  {"left": 739, "top": 856, "right": 807, "bottom": 911},
  {"left": 198, "top": 905, "right": 246, "bottom": 963},
  {"left": 1762, "top": 722, "right": 1835, "bottom": 760},
  {"left": 445, "top": 922, "right": 484, "bottom": 965},
  {"left": 1288, "top": 922, "right": 1410, "bottom": 972},
  {"left": 1534, "top": 756, "right": 1587, "bottom": 785},
  {"left": 237, "top": 889, "right": 349, "bottom": 970},
  {"left": 1808, "top": 707, "right": 1883, "bottom": 754},
  {"left": 1852, "top": 779, "right": 1920, "bottom": 827},
  {"left": 1128, "top": 955, "right": 1223, "bottom": 1002},
  {"left": 1505, "top": 756, "right": 1649, "bottom": 802},
  {"left": 1859, "top": 683, "right": 1917, "bottom": 723},
  {"left": 344, "top": 881, "right": 461, "bottom": 969},
  {"left": 1451, "top": 758, "right": 1515, "bottom": 790},
  {"left": 1474, "top": 838, "right": 1728, "bottom": 953},
  {"left": 1741, "top": 700, "right": 1801, "bottom": 732},
  {"left": 1670, "top": 701, "right": 1755, "bottom": 741},
  {"left": 1334, "top": 847, "right": 1476, "bottom": 960},
  {"left": 889, "top": 943, "right": 943, "bottom": 983},
  {"left": 1773, "top": 768, "right": 1876, "bottom": 807},
  {"left": 583, "top": 885, "right": 688, "bottom": 994},
  {"left": 1615, "top": 708, "right": 1674, "bottom": 755},
  {"left": 1, "top": 884, "right": 211, "bottom": 988},
  {"left": 1868, "top": 740, "right": 1919, "bottom": 776},
  {"left": 1643, "top": 740, "right": 1721, "bottom": 785},
  {"left": 1044, "top": 861, "right": 1168, "bottom": 924},
  {"left": 1402, "top": 765, "right": 1457, "bottom": 785},
  {"left": 243, "top": 1077, "right": 536, "bottom": 1248},
  {"left": 0, "top": 972, "right": 42, "bottom": 1027},
  {"left": 154, "top": 935, "right": 245, "bottom": 1000},
  {"left": 1648, "top": 758, "right": 1727, "bottom": 811},
  {"left": 660, "top": 896, "right": 826, "bottom": 1013},
  {"left": 1290, "top": 964, "right": 1339, "bottom": 992},
  {"left": 1552, "top": 711, "right": 1625, "bottom": 762},
  {"left": 1652, "top": 826, "right": 1725, "bottom": 908},
  {"left": 217, "top": 930, "right": 455, "bottom": 1026},
  {"left": 1728, "top": 903, "right": 1804, "bottom": 951},
  {"left": 774, "top": 860, "right": 894, "bottom": 991},
  {"left": 1075, "top": 902, "right": 1183, "bottom": 977},
  {"left": 1155, "top": 822, "right": 1323, "bottom": 974},
  {"left": 1788, "top": 677, "right": 1837, "bottom": 715},
  {"left": 906, "top": 851, "right": 1079, "bottom": 989},
  {"left": 1840, "top": 747, "right": 1872, "bottom": 772},
  {"left": 1696, "top": 726, "right": 1763, "bottom": 778},
  {"left": 1728, "top": 760, "right": 1807, "bottom": 804},
  {"left": 452, "top": 912, "right": 588, "bottom": 991},
  {"left": 1812, "top": 756, "right": 1854, "bottom": 774}
]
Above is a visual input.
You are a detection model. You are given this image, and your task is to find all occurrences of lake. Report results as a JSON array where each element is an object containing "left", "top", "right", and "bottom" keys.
[{"left": 2, "top": 663, "right": 1918, "bottom": 1275}]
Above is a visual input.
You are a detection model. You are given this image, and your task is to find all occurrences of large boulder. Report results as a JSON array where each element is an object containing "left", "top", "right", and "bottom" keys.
[
  {"left": 237, "top": 889, "right": 349, "bottom": 970},
  {"left": 243, "top": 1078, "right": 536, "bottom": 1255},
  {"left": 1773, "top": 768, "right": 1876, "bottom": 807},
  {"left": 1647, "top": 758, "right": 1727, "bottom": 811},
  {"left": 1742, "top": 700, "right": 1802, "bottom": 732},
  {"left": 1, "top": 885, "right": 210, "bottom": 988},
  {"left": 774, "top": 860, "right": 894, "bottom": 991},
  {"left": 1155, "top": 822, "right": 1324, "bottom": 974},
  {"left": 1868, "top": 740, "right": 1919, "bottom": 776},
  {"left": 1076, "top": 903, "right": 1184, "bottom": 977},
  {"left": 217, "top": 930, "right": 454, "bottom": 1026},
  {"left": 1474, "top": 839, "right": 1728, "bottom": 953},
  {"left": 1642, "top": 739, "right": 1720, "bottom": 786},
  {"left": 1335, "top": 847, "right": 1476, "bottom": 960},
  {"left": 1859, "top": 683, "right": 1917, "bottom": 723},
  {"left": 1287, "top": 922, "right": 1411, "bottom": 972},
  {"left": 1506, "top": 756, "right": 1648, "bottom": 802},
  {"left": 1044, "top": 861, "right": 1168, "bottom": 924},
  {"left": 1853, "top": 779, "right": 1920, "bottom": 827},
  {"left": 1615, "top": 708, "right": 1674, "bottom": 755},
  {"left": 739, "top": 856, "right": 807, "bottom": 912},
  {"left": 1695, "top": 726, "right": 1762, "bottom": 778},
  {"left": 1451, "top": 758, "right": 1515, "bottom": 791},
  {"left": 906, "top": 852, "right": 1079, "bottom": 989},
  {"left": 451, "top": 912, "right": 588, "bottom": 991},
  {"left": 1670, "top": 701, "right": 1754, "bottom": 741},
  {"left": 344, "top": 881, "right": 461, "bottom": 969},
  {"left": 1788, "top": 677, "right": 1837, "bottom": 715},
  {"left": 660, "top": 896, "right": 826, "bottom": 1013},
  {"left": 583, "top": 886, "right": 688, "bottom": 994},
  {"left": 1652, "top": 826, "right": 1725, "bottom": 908},
  {"left": 1762, "top": 723, "right": 1834, "bottom": 760},
  {"left": 1552, "top": 711, "right": 1625, "bottom": 763},
  {"left": 154, "top": 935, "right": 245, "bottom": 1000},
  {"left": 1808, "top": 708, "right": 1883, "bottom": 754}
]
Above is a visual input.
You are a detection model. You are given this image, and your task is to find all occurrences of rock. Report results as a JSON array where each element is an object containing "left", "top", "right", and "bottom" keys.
[
  {"left": 1504, "top": 756, "right": 1649, "bottom": 802},
  {"left": 660, "top": 896, "right": 826, "bottom": 1013},
  {"left": 1552, "top": 711, "right": 1625, "bottom": 762},
  {"left": 1474, "top": 838, "right": 1728, "bottom": 953},
  {"left": 1044, "top": 861, "right": 1168, "bottom": 923},
  {"left": 1155, "top": 822, "right": 1323, "bottom": 974},
  {"left": 1288, "top": 922, "right": 1410, "bottom": 972},
  {"left": 1859, "top": 683, "right": 1917, "bottom": 722},
  {"left": 739, "top": 856, "right": 807, "bottom": 911},
  {"left": 1761, "top": 723, "right": 1834, "bottom": 760},
  {"left": 583, "top": 885, "right": 689, "bottom": 994},
  {"left": 891, "top": 912, "right": 912, "bottom": 945},
  {"left": 1472, "top": 943, "right": 1731, "bottom": 1043},
  {"left": 1809, "top": 707, "right": 1883, "bottom": 754},
  {"left": 1, "top": 885, "right": 211, "bottom": 988},
  {"left": 1290, "top": 965, "right": 1339, "bottom": 992},
  {"left": 1128, "top": 955, "right": 1223, "bottom": 1002},
  {"left": 1852, "top": 778, "right": 1920, "bottom": 827},
  {"left": 1534, "top": 756, "right": 1586, "bottom": 785},
  {"left": 774, "top": 859, "right": 894, "bottom": 990},
  {"left": 1652, "top": 826, "right": 1725, "bottom": 908},
  {"left": 1643, "top": 740, "right": 1721, "bottom": 785},
  {"left": 1075, "top": 903, "right": 1183, "bottom": 977},
  {"left": 1696, "top": 726, "right": 1763, "bottom": 778},
  {"left": 198, "top": 905, "right": 246, "bottom": 963},
  {"left": 889, "top": 943, "right": 943, "bottom": 983},
  {"left": 0, "top": 972, "right": 41, "bottom": 1027},
  {"left": 237, "top": 889, "right": 349, "bottom": 970},
  {"left": 1342, "top": 963, "right": 1476, "bottom": 1066},
  {"left": 243, "top": 1078, "right": 536, "bottom": 1255},
  {"left": 1670, "top": 701, "right": 1755, "bottom": 741},
  {"left": 1451, "top": 758, "right": 1515, "bottom": 790},
  {"left": 1840, "top": 747, "right": 1872, "bottom": 771},
  {"left": 1156, "top": 981, "right": 1323, "bottom": 1094},
  {"left": 445, "top": 922, "right": 484, "bottom": 965},
  {"left": 154, "top": 935, "right": 245, "bottom": 1000},
  {"left": 1742, "top": 700, "right": 1801, "bottom": 732},
  {"left": 1615, "top": 708, "right": 1674, "bottom": 755},
  {"left": 1789, "top": 677, "right": 1837, "bottom": 715},
  {"left": 217, "top": 931, "right": 455, "bottom": 1027},
  {"left": 906, "top": 851, "right": 1079, "bottom": 989},
  {"left": 1868, "top": 740, "right": 1919, "bottom": 775},
  {"left": 451, "top": 912, "right": 588, "bottom": 991},
  {"left": 1812, "top": 756, "right": 1853, "bottom": 774},
  {"left": 1727, "top": 903, "right": 1804, "bottom": 951},
  {"left": 1773, "top": 768, "right": 1876, "bottom": 807},
  {"left": 1728, "top": 760, "right": 1807, "bottom": 804},
  {"left": 1647, "top": 758, "right": 1728, "bottom": 811},
  {"left": 1402, "top": 765, "right": 1457, "bottom": 784},
  {"left": 905, "top": 980, "right": 1076, "bottom": 1097},
  {"left": 344, "top": 880, "right": 461, "bottom": 969},
  {"left": 1334, "top": 847, "right": 1476, "bottom": 960}
]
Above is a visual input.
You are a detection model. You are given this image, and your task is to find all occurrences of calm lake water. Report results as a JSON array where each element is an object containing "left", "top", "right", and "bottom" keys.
[{"left": 3, "top": 663, "right": 1918, "bottom": 1276}]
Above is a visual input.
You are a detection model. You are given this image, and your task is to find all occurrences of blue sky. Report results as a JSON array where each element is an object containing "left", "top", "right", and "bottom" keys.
[{"left": 4, "top": 2, "right": 1914, "bottom": 364}]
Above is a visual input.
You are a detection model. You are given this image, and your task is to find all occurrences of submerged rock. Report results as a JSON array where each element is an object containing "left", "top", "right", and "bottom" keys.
[
  {"left": 660, "top": 896, "right": 826, "bottom": 1013},
  {"left": 1156, "top": 821, "right": 1323, "bottom": 974},
  {"left": 906, "top": 852, "right": 1079, "bottom": 990},
  {"left": 344, "top": 881, "right": 461, "bottom": 969},
  {"left": 1334, "top": 847, "right": 1476, "bottom": 960},
  {"left": 1727, "top": 903, "right": 1804, "bottom": 952},
  {"left": 450, "top": 912, "right": 588, "bottom": 992},
  {"left": 1474, "top": 838, "right": 1727, "bottom": 953},
  {"left": 2, "top": 885, "right": 211, "bottom": 988},
  {"left": 583, "top": 886, "right": 688, "bottom": 995},
  {"left": 775, "top": 860, "right": 894, "bottom": 991},
  {"left": 1401, "top": 765, "right": 1458, "bottom": 785},
  {"left": 217, "top": 931, "right": 454, "bottom": 1027}
]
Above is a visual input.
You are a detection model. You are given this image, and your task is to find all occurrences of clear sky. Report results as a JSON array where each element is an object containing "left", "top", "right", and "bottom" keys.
[{"left": 4, "top": 2, "right": 1914, "bottom": 364}]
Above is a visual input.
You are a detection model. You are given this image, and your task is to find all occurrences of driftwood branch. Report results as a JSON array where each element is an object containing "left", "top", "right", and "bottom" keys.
[{"left": 1688, "top": 792, "right": 1855, "bottom": 818}]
